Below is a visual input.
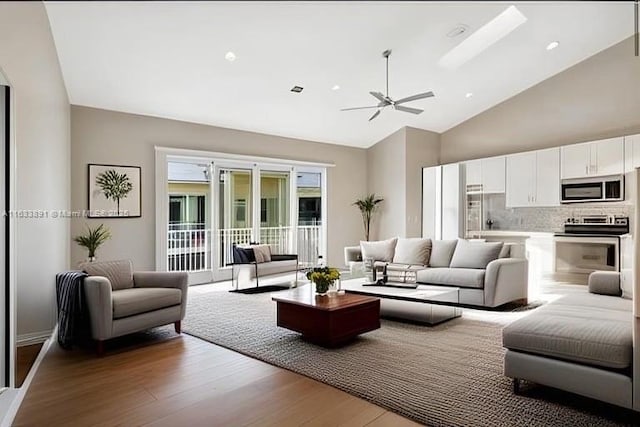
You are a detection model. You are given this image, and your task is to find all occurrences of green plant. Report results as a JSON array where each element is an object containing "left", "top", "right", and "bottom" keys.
[
  {"left": 353, "top": 194, "right": 384, "bottom": 241},
  {"left": 306, "top": 267, "right": 341, "bottom": 294},
  {"left": 74, "top": 224, "right": 111, "bottom": 258},
  {"left": 96, "top": 169, "right": 133, "bottom": 214}
]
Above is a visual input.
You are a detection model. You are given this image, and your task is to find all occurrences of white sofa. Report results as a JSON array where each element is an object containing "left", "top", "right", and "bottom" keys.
[{"left": 344, "top": 238, "right": 528, "bottom": 308}]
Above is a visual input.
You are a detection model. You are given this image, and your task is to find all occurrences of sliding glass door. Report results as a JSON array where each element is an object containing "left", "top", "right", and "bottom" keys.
[{"left": 259, "top": 170, "right": 292, "bottom": 255}]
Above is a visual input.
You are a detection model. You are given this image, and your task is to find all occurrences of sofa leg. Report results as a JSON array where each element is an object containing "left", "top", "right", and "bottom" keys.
[
  {"left": 513, "top": 378, "right": 520, "bottom": 394},
  {"left": 174, "top": 321, "right": 182, "bottom": 334},
  {"left": 96, "top": 340, "right": 105, "bottom": 357}
]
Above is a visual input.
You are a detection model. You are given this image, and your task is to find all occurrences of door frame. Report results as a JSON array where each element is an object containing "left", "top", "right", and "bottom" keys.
[{"left": 155, "top": 147, "right": 332, "bottom": 284}]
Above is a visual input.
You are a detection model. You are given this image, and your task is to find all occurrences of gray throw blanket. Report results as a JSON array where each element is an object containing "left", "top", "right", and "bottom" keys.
[{"left": 55, "top": 270, "right": 89, "bottom": 349}]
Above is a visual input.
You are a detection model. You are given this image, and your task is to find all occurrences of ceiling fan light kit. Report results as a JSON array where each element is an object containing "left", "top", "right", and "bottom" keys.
[{"left": 340, "top": 49, "right": 435, "bottom": 121}]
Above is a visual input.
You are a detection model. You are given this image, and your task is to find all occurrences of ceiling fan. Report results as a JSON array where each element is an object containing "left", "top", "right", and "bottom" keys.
[{"left": 341, "top": 49, "right": 435, "bottom": 121}]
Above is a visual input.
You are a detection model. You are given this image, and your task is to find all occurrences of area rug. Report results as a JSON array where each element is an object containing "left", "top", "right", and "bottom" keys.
[{"left": 182, "top": 289, "right": 636, "bottom": 426}]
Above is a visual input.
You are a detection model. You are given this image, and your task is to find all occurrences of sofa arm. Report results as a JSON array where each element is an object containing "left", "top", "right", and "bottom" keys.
[
  {"left": 134, "top": 271, "right": 189, "bottom": 320},
  {"left": 484, "top": 258, "right": 529, "bottom": 308},
  {"left": 83, "top": 276, "right": 114, "bottom": 341},
  {"left": 344, "top": 246, "right": 362, "bottom": 266}
]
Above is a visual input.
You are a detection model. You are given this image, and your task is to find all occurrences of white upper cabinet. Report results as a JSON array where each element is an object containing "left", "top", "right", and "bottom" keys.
[
  {"left": 595, "top": 137, "right": 624, "bottom": 176},
  {"left": 625, "top": 134, "right": 640, "bottom": 169},
  {"left": 465, "top": 159, "right": 482, "bottom": 189},
  {"left": 506, "top": 148, "right": 560, "bottom": 208},
  {"left": 506, "top": 152, "right": 535, "bottom": 208},
  {"left": 535, "top": 148, "right": 560, "bottom": 206},
  {"left": 481, "top": 157, "right": 505, "bottom": 194},
  {"left": 561, "top": 137, "right": 624, "bottom": 179},
  {"left": 561, "top": 143, "right": 591, "bottom": 179}
]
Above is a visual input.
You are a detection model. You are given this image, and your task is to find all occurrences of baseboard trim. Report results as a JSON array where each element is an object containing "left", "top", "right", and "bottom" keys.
[
  {"left": 17, "top": 330, "right": 52, "bottom": 347},
  {"left": 1, "top": 325, "right": 55, "bottom": 427}
]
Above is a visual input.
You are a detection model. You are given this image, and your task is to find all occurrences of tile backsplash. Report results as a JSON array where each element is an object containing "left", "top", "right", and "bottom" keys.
[{"left": 482, "top": 193, "right": 633, "bottom": 232}]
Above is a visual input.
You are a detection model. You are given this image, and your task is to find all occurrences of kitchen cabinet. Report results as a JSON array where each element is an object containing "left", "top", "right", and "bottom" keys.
[
  {"left": 481, "top": 157, "right": 505, "bottom": 193},
  {"left": 626, "top": 134, "right": 640, "bottom": 169},
  {"left": 465, "top": 160, "right": 482, "bottom": 189},
  {"left": 506, "top": 148, "right": 560, "bottom": 207},
  {"left": 561, "top": 137, "right": 624, "bottom": 179}
]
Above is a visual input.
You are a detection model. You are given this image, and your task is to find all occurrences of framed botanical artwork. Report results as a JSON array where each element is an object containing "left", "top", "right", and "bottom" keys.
[{"left": 88, "top": 164, "right": 141, "bottom": 218}]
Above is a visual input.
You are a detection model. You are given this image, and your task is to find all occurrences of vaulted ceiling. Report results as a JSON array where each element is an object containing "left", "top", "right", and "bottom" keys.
[{"left": 44, "top": 1, "right": 634, "bottom": 147}]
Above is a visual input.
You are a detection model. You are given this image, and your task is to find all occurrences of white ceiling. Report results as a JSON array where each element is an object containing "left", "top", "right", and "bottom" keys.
[{"left": 44, "top": 1, "right": 634, "bottom": 148}]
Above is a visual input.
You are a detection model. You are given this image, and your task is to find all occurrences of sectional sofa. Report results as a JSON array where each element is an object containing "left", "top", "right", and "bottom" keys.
[{"left": 344, "top": 237, "right": 529, "bottom": 308}]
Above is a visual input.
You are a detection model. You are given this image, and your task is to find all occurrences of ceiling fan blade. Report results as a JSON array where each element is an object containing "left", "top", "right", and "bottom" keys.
[
  {"left": 368, "top": 109, "right": 381, "bottom": 121},
  {"left": 394, "top": 91, "right": 435, "bottom": 105},
  {"left": 369, "top": 91, "right": 387, "bottom": 103},
  {"left": 340, "top": 106, "right": 380, "bottom": 111},
  {"left": 394, "top": 105, "right": 423, "bottom": 115}
]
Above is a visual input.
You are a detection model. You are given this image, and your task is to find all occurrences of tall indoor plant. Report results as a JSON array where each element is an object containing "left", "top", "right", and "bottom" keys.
[
  {"left": 353, "top": 193, "right": 384, "bottom": 241},
  {"left": 74, "top": 223, "right": 112, "bottom": 261}
]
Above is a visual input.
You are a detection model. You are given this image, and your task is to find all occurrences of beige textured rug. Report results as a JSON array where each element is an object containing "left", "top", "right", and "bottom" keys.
[{"left": 182, "top": 287, "right": 637, "bottom": 426}]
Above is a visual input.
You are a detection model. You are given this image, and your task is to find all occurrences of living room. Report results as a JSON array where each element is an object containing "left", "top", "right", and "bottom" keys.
[{"left": 1, "top": 1, "right": 640, "bottom": 426}]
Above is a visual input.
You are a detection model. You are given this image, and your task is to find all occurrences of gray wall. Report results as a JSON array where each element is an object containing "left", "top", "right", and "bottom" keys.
[
  {"left": 366, "top": 128, "right": 406, "bottom": 240},
  {"left": 0, "top": 2, "right": 70, "bottom": 339},
  {"left": 70, "top": 106, "right": 367, "bottom": 269},
  {"left": 366, "top": 127, "right": 440, "bottom": 240},
  {"left": 441, "top": 37, "right": 640, "bottom": 163}
]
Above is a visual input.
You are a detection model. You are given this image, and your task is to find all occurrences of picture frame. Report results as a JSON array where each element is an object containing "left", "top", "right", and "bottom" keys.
[{"left": 87, "top": 163, "right": 141, "bottom": 218}]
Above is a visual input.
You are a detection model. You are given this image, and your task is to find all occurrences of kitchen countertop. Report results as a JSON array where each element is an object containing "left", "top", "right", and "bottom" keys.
[{"left": 466, "top": 230, "right": 555, "bottom": 237}]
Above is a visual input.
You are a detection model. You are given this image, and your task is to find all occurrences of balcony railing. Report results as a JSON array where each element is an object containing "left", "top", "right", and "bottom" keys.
[{"left": 168, "top": 223, "right": 321, "bottom": 272}]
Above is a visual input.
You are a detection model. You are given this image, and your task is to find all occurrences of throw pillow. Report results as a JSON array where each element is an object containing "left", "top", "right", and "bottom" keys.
[
  {"left": 429, "top": 240, "right": 458, "bottom": 267},
  {"left": 393, "top": 238, "right": 432, "bottom": 265},
  {"left": 81, "top": 259, "right": 134, "bottom": 291},
  {"left": 588, "top": 272, "right": 622, "bottom": 297},
  {"left": 360, "top": 238, "right": 398, "bottom": 263},
  {"left": 449, "top": 239, "right": 504, "bottom": 270},
  {"left": 252, "top": 244, "right": 272, "bottom": 263}
]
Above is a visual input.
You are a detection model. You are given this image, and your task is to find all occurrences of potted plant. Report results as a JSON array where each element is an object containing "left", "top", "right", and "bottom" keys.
[
  {"left": 353, "top": 193, "right": 384, "bottom": 241},
  {"left": 306, "top": 267, "right": 341, "bottom": 295},
  {"left": 74, "top": 223, "right": 112, "bottom": 262}
]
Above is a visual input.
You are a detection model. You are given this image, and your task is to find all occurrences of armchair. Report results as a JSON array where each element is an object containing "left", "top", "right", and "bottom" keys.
[{"left": 81, "top": 260, "right": 188, "bottom": 355}]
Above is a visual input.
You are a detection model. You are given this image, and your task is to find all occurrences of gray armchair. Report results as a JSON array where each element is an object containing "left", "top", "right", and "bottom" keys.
[{"left": 81, "top": 260, "right": 188, "bottom": 355}]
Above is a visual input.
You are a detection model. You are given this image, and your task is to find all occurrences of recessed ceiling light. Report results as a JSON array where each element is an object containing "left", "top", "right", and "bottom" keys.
[
  {"left": 546, "top": 41, "right": 560, "bottom": 51},
  {"left": 332, "top": 85, "right": 340, "bottom": 91},
  {"left": 225, "top": 51, "right": 236, "bottom": 62},
  {"left": 438, "top": 5, "right": 528, "bottom": 70},
  {"left": 291, "top": 86, "right": 304, "bottom": 93},
  {"left": 465, "top": 92, "right": 473, "bottom": 98}
]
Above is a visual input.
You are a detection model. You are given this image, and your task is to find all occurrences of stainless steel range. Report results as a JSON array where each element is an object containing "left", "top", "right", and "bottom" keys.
[{"left": 554, "top": 215, "right": 629, "bottom": 274}]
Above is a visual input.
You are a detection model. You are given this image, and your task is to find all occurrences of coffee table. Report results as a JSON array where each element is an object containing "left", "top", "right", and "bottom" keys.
[
  {"left": 341, "top": 279, "right": 461, "bottom": 325},
  {"left": 272, "top": 287, "right": 380, "bottom": 347}
]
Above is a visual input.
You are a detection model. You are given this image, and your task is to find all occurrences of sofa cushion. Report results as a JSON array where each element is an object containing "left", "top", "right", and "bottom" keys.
[
  {"left": 503, "top": 293, "right": 632, "bottom": 369},
  {"left": 112, "top": 287, "right": 182, "bottom": 319},
  {"left": 82, "top": 259, "right": 134, "bottom": 291},
  {"left": 361, "top": 238, "right": 397, "bottom": 263},
  {"left": 393, "top": 238, "right": 431, "bottom": 265},
  {"left": 449, "top": 240, "right": 503, "bottom": 269},
  {"left": 416, "top": 267, "right": 485, "bottom": 289},
  {"left": 588, "top": 271, "right": 621, "bottom": 297},
  {"left": 429, "top": 240, "right": 458, "bottom": 267}
]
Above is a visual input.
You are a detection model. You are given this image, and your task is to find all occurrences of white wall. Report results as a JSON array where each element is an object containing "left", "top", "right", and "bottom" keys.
[
  {"left": 70, "top": 106, "right": 367, "bottom": 269},
  {"left": 0, "top": 3, "right": 70, "bottom": 340}
]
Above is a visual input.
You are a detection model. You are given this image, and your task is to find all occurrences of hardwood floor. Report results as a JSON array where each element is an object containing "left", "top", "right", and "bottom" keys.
[
  {"left": 13, "top": 330, "right": 421, "bottom": 426},
  {"left": 15, "top": 343, "right": 43, "bottom": 387}
]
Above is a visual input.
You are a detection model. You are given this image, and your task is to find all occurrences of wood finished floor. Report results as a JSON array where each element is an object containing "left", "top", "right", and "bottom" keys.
[
  {"left": 16, "top": 343, "right": 43, "bottom": 387},
  {"left": 13, "top": 331, "right": 421, "bottom": 427}
]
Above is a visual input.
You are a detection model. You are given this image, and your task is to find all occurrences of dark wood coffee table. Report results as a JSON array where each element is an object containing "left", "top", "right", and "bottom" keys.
[{"left": 272, "top": 289, "right": 380, "bottom": 347}]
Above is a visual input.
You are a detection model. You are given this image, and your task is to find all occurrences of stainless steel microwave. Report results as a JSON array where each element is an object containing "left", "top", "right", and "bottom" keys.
[{"left": 560, "top": 175, "right": 624, "bottom": 203}]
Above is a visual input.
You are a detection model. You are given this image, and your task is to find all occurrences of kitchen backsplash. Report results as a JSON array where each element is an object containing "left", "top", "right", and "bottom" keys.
[{"left": 482, "top": 194, "right": 634, "bottom": 232}]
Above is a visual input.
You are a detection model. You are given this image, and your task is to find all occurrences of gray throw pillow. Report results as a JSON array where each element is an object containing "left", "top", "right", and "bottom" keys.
[
  {"left": 252, "top": 244, "right": 272, "bottom": 263},
  {"left": 429, "top": 240, "right": 458, "bottom": 267},
  {"left": 393, "top": 238, "right": 431, "bottom": 265},
  {"left": 360, "top": 238, "right": 398, "bottom": 263},
  {"left": 449, "top": 239, "right": 504, "bottom": 269}
]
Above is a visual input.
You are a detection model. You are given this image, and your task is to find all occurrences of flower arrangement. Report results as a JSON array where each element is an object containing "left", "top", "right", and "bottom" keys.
[{"left": 306, "top": 267, "right": 341, "bottom": 294}]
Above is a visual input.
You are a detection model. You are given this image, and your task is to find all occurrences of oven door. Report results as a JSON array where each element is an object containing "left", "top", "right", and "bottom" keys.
[
  {"left": 561, "top": 181, "right": 603, "bottom": 203},
  {"left": 554, "top": 236, "right": 618, "bottom": 274}
]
